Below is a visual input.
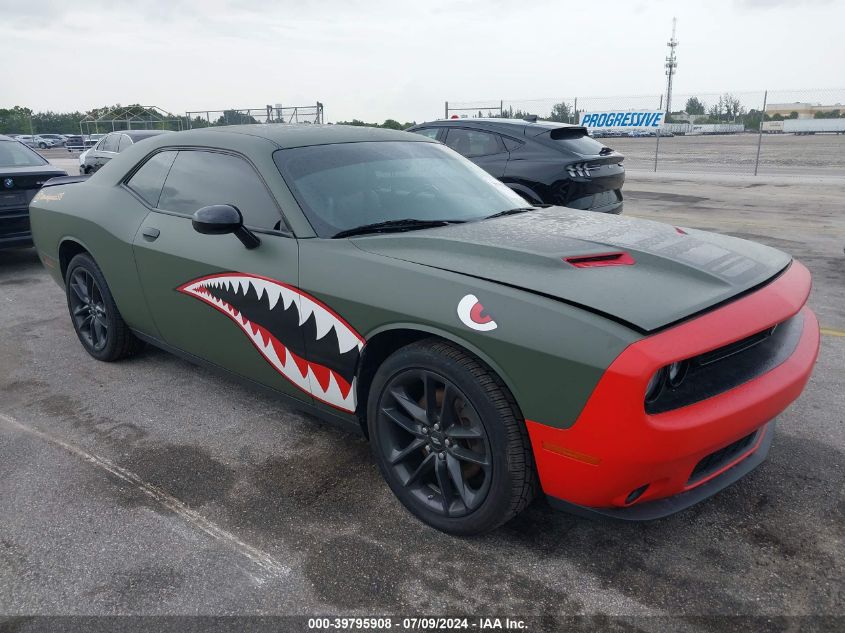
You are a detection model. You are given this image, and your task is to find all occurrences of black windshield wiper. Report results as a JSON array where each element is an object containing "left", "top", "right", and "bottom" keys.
[
  {"left": 332, "top": 218, "right": 465, "bottom": 239},
  {"left": 483, "top": 207, "right": 537, "bottom": 220}
]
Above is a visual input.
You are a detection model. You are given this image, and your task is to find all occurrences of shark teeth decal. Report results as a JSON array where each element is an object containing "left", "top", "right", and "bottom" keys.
[{"left": 177, "top": 273, "right": 365, "bottom": 413}]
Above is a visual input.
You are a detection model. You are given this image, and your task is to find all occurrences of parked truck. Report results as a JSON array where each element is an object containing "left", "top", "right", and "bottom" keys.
[{"left": 783, "top": 119, "right": 845, "bottom": 135}]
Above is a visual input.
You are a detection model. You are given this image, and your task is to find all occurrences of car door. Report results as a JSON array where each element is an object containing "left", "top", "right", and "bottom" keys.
[
  {"left": 130, "top": 148, "right": 311, "bottom": 404},
  {"left": 87, "top": 137, "right": 106, "bottom": 170},
  {"left": 442, "top": 128, "right": 509, "bottom": 177}
]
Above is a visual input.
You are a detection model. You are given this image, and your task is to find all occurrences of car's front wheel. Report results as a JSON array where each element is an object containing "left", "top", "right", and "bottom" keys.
[
  {"left": 368, "top": 339, "right": 536, "bottom": 535},
  {"left": 65, "top": 253, "right": 144, "bottom": 361},
  {"left": 38, "top": 142, "right": 47, "bottom": 149}
]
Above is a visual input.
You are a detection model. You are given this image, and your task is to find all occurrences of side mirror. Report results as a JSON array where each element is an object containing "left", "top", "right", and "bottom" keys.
[{"left": 191, "top": 204, "right": 260, "bottom": 249}]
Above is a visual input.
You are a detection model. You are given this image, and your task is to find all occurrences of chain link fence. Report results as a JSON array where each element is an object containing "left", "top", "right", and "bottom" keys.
[
  {"left": 445, "top": 89, "right": 845, "bottom": 177},
  {"left": 185, "top": 103, "right": 324, "bottom": 128}
]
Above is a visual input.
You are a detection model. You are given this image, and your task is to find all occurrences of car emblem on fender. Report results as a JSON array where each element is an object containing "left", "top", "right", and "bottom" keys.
[
  {"left": 457, "top": 294, "right": 498, "bottom": 331},
  {"left": 3, "top": 178, "right": 13, "bottom": 189}
]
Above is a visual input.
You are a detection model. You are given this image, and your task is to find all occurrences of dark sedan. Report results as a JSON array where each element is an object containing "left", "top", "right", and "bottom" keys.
[
  {"left": 408, "top": 119, "right": 625, "bottom": 213},
  {"left": 0, "top": 135, "right": 67, "bottom": 249},
  {"left": 80, "top": 130, "right": 170, "bottom": 174}
]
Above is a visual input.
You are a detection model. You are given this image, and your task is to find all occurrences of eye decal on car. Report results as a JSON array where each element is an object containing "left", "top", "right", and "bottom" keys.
[
  {"left": 177, "top": 273, "right": 365, "bottom": 412},
  {"left": 457, "top": 294, "right": 498, "bottom": 332}
]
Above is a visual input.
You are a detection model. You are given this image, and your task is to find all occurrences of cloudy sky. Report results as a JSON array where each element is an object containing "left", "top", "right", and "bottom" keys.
[{"left": 2, "top": 0, "right": 842, "bottom": 123}]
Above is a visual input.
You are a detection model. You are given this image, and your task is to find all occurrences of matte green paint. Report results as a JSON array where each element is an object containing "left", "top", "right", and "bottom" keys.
[{"left": 29, "top": 124, "right": 791, "bottom": 430}]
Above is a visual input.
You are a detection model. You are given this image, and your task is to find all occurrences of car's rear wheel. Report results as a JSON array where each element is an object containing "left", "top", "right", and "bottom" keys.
[
  {"left": 38, "top": 142, "right": 47, "bottom": 149},
  {"left": 368, "top": 339, "right": 536, "bottom": 535},
  {"left": 65, "top": 253, "right": 143, "bottom": 361}
]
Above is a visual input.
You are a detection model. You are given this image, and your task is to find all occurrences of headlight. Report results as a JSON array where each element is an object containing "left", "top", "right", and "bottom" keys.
[
  {"left": 645, "top": 368, "right": 666, "bottom": 403},
  {"left": 667, "top": 361, "right": 688, "bottom": 388}
]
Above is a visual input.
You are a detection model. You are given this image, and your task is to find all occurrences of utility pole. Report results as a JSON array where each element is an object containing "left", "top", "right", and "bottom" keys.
[{"left": 664, "top": 17, "right": 678, "bottom": 118}]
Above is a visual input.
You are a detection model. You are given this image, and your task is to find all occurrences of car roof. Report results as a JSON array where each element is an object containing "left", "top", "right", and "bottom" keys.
[
  {"left": 0, "top": 135, "right": 19, "bottom": 142},
  {"left": 162, "top": 124, "right": 432, "bottom": 149},
  {"left": 413, "top": 118, "right": 584, "bottom": 136},
  {"left": 123, "top": 130, "right": 170, "bottom": 141}
]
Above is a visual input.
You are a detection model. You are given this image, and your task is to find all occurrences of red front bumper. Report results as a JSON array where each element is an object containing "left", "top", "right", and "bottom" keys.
[{"left": 527, "top": 261, "right": 820, "bottom": 517}]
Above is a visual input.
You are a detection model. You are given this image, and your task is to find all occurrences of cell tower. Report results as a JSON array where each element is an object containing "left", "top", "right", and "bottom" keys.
[{"left": 664, "top": 17, "right": 678, "bottom": 116}]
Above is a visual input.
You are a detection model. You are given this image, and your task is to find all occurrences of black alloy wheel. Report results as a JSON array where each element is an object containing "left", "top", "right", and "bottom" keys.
[
  {"left": 68, "top": 268, "right": 109, "bottom": 352},
  {"left": 368, "top": 339, "right": 536, "bottom": 535},
  {"left": 65, "top": 252, "right": 143, "bottom": 361},
  {"left": 377, "top": 368, "right": 493, "bottom": 518}
]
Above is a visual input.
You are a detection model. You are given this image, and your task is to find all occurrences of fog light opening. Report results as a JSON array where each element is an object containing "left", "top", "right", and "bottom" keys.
[{"left": 625, "top": 484, "right": 649, "bottom": 505}]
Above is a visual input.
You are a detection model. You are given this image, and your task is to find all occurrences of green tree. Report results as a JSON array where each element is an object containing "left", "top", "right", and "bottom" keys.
[
  {"left": 548, "top": 102, "right": 572, "bottom": 123},
  {"left": 0, "top": 106, "right": 35, "bottom": 135},
  {"left": 741, "top": 109, "right": 764, "bottom": 131},
  {"left": 684, "top": 96, "right": 705, "bottom": 115},
  {"left": 496, "top": 106, "right": 533, "bottom": 120},
  {"left": 334, "top": 119, "right": 416, "bottom": 130},
  {"left": 214, "top": 110, "right": 258, "bottom": 126},
  {"left": 788, "top": 111, "right": 799, "bottom": 119}
]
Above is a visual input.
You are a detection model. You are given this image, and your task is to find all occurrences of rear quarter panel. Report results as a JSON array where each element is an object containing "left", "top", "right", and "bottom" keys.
[{"left": 29, "top": 180, "right": 158, "bottom": 335}]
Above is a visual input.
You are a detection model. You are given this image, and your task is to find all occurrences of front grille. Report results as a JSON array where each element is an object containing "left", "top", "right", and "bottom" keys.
[
  {"left": 688, "top": 430, "right": 759, "bottom": 485},
  {"left": 0, "top": 191, "right": 28, "bottom": 211},
  {"left": 0, "top": 214, "right": 32, "bottom": 239}
]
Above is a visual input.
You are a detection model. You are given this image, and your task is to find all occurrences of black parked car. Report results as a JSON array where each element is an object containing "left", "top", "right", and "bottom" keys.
[
  {"left": 409, "top": 119, "right": 624, "bottom": 213},
  {"left": 80, "top": 130, "right": 169, "bottom": 174},
  {"left": 0, "top": 135, "right": 67, "bottom": 249}
]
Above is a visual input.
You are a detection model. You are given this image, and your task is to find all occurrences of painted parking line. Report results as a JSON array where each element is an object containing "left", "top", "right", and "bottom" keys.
[
  {"left": 821, "top": 327, "right": 845, "bottom": 338},
  {"left": 0, "top": 412, "right": 289, "bottom": 581}
]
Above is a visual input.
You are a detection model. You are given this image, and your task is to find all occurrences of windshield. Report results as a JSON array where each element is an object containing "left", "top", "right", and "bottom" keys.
[
  {"left": 273, "top": 141, "right": 528, "bottom": 238},
  {"left": 0, "top": 140, "right": 48, "bottom": 168}
]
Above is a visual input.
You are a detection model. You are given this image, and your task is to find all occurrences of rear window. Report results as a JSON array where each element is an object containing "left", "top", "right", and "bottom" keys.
[
  {"left": 0, "top": 140, "right": 48, "bottom": 167},
  {"left": 546, "top": 128, "right": 608, "bottom": 156}
]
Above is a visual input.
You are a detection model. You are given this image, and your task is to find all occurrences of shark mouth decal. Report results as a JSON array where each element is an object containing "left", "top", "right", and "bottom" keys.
[{"left": 177, "top": 273, "right": 365, "bottom": 412}]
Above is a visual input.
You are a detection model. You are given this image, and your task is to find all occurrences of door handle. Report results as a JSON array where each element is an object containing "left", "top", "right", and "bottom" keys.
[{"left": 141, "top": 227, "right": 160, "bottom": 241}]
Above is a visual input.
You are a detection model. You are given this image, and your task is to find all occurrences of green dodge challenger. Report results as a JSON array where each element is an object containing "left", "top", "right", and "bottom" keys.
[{"left": 29, "top": 125, "right": 819, "bottom": 534}]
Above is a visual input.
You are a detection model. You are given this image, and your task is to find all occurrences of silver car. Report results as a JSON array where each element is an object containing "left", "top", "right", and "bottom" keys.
[{"left": 14, "top": 135, "right": 60, "bottom": 150}]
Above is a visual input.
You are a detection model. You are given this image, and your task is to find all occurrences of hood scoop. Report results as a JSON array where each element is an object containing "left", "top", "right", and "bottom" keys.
[{"left": 564, "top": 252, "right": 635, "bottom": 268}]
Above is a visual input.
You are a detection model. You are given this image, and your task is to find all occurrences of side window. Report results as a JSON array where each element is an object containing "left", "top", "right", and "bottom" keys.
[
  {"left": 501, "top": 136, "right": 524, "bottom": 152},
  {"left": 443, "top": 129, "right": 501, "bottom": 157},
  {"left": 102, "top": 134, "right": 119, "bottom": 152},
  {"left": 117, "top": 135, "right": 133, "bottom": 153},
  {"left": 413, "top": 128, "right": 440, "bottom": 140},
  {"left": 126, "top": 151, "right": 178, "bottom": 208},
  {"left": 158, "top": 150, "right": 282, "bottom": 230}
]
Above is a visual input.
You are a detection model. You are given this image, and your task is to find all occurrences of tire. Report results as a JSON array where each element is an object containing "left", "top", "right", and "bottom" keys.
[
  {"left": 65, "top": 253, "right": 144, "bottom": 361},
  {"left": 38, "top": 143, "right": 47, "bottom": 149},
  {"left": 368, "top": 338, "right": 536, "bottom": 535}
]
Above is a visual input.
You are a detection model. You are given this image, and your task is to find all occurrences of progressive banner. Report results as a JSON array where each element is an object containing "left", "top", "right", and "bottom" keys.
[{"left": 580, "top": 110, "right": 665, "bottom": 129}]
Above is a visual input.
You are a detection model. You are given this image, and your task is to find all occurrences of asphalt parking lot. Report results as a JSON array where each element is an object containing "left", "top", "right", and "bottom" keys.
[{"left": 1, "top": 167, "right": 843, "bottom": 629}]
